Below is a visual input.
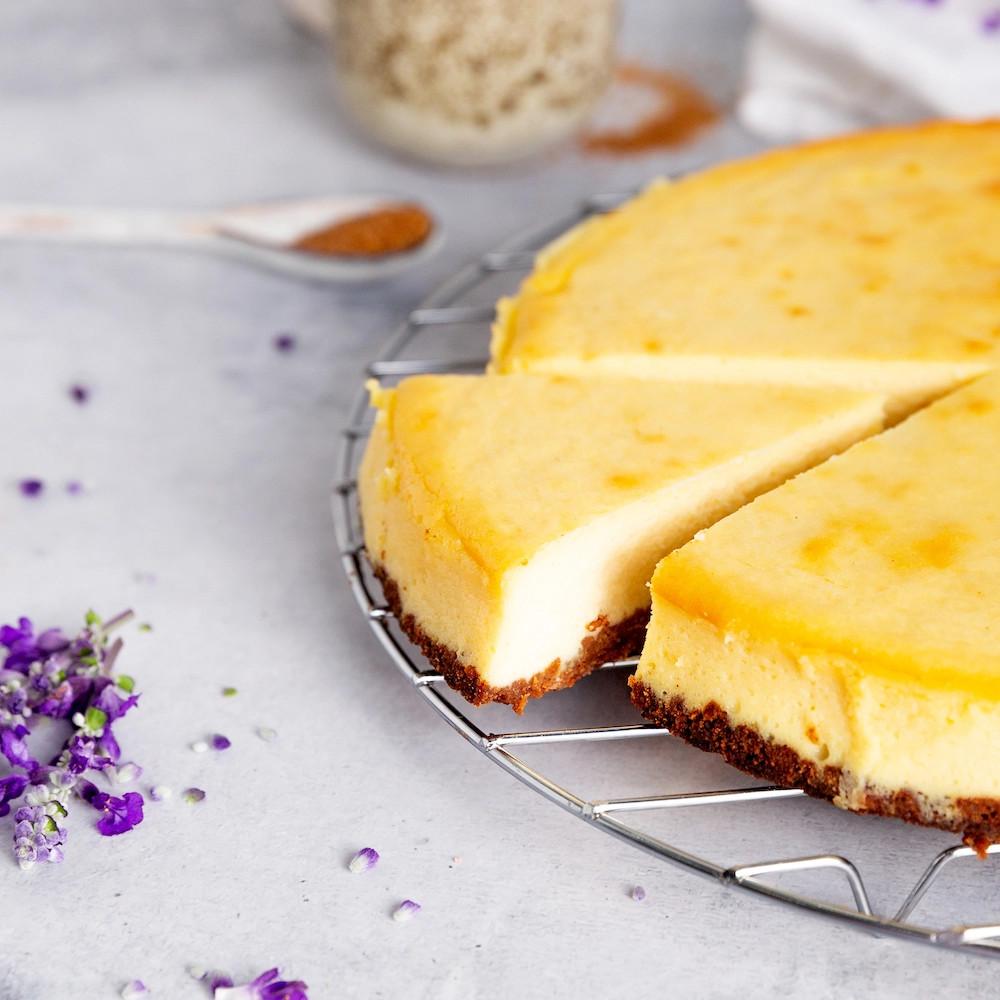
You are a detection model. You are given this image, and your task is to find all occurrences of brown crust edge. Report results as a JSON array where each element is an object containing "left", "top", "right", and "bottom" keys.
[
  {"left": 373, "top": 564, "right": 648, "bottom": 713},
  {"left": 629, "top": 681, "right": 1000, "bottom": 853}
]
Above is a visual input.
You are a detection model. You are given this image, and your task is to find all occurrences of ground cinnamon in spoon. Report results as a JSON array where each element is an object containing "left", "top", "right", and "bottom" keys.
[
  {"left": 580, "top": 63, "right": 718, "bottom": 155},
  {"left": 293, "top": 203, "right": 433, "bottom": 257}
]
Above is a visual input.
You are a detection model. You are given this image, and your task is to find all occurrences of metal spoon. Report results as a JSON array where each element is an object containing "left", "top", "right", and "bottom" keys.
[{"left": 0, "top": 194, "right": 442, "bottom": 283}]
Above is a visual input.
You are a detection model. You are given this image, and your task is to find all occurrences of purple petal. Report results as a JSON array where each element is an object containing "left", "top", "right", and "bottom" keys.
[
  {"left": 0, "top": 774, "right": 29, "bottom": 817},
  {"left": 19, "top": 479, "right": 43, "bottom": 498},
  {"left": 260, "top": 979, "right": 309, "bottom": 1000},
  {"left": 631, "top": 886, "right": 646, "bottom": 901},
  {"left": 210, "top": 973, "right": 234, "bottom": 993},
  {"left": 1, "top": 727, "right": 38, "bottom": 770},
  {"left": 273, "top": 333, "right": 296, "bottom": 352},
  {"left": 96, "top": 725, "right": 121, "bottom": 763},
  {"left": 348, "top": 847, "right": 379, "bottom": 873},
  {"left": 112, "top": 762, "right": 143, "bottom": 784},
  {"left": 75, "top": 777, "right": 100, "bottom": 805},
  {"left": 251, "top": 969, "right": 281, "bottom": 989},
  {"left": 211, "top": 734, "right": 231, "bottom": 751},
  {"left": 36, "top": 629, "right": 68, "bottom": 653},
  {"left": 393, "top": 900, "right": 421, "bottom": 922},
  {"left": 93, "top": 683, "right": 139, "bottom": 722},
  {"left": 0, "top": 618, "right": 33, "bottom": 648},
  {"left": 69, "top": 384, "right": 90, "bottom": 404},
  {"left": 121, "top": 981, "right": 148, "bottom": 1000}
]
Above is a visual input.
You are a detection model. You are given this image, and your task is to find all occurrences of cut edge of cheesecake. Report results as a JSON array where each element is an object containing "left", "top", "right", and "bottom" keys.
[
  {"left": 628, "top": 681, "right": 1000, "bottom": 854},
  {"left": 359, "top": 376, "right": 889, "bottom": 713},
  {"left": 375, "top": 564, "right": 649, "bottom": 711},
  {"left": 492, "top": 352, "right": 987, "bottom": 424}
]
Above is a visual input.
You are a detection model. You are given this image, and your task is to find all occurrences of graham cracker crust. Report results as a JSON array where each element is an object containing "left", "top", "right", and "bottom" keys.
[
  {"left": 373, "top": 564, "right": 649, "bottom": 713},
  {"left": 630, "top": 681, "right": 1000, "bottom": 854}
]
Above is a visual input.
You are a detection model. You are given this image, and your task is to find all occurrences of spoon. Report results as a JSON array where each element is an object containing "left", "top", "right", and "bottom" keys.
[{"left": 0, "top": 194, "right": 441, "bottom": 283}]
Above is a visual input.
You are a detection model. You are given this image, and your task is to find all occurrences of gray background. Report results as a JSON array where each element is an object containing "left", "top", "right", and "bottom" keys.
[{"left": 0, "top": 1, "right": 995, "bottom": 997}]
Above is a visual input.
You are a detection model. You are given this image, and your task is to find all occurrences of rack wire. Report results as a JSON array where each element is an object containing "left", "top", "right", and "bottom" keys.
[{"left": 333, "top": 195, "right": 1000, "bottom": 958}]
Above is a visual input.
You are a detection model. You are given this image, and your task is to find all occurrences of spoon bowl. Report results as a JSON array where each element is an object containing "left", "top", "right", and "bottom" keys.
[{"left": 0, "top": 194, "right": 442, "bottom": 283}]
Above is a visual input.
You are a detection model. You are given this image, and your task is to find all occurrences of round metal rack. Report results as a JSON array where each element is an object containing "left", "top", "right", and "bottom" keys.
[{"left": 332, "top": 195, "right": 1000, "bottom": 958}]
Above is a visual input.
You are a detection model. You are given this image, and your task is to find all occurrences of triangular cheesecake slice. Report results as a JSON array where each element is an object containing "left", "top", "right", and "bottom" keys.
[
  {"left": 632, "top": 370, "right": 1000, "bottom": 847},
  {"left": 491, "top": 121, "right": 1000, "bottom": 420},
  {"left": 359, "top": 373, "right": 886, "bottom": 711}
]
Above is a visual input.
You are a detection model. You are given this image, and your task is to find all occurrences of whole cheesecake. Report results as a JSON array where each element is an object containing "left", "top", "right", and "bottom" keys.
[
  {"left": 359, "top": 373, "right": 886, "bottom": 711},
  {"left": 632, "top": 371, "right": 1000, "bottom": 848},
  {"left": 490, "top": 120, "right": 1000, "bottom": 419}
]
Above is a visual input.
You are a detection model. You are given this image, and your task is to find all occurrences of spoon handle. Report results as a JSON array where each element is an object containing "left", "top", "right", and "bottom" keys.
[{"left": 0, "top": 205, "right": 214, "bottom": 246}]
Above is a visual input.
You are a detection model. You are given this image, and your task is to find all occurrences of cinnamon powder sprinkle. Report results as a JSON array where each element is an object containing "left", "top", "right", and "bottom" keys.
[
  {"left": 293, "top": 203, "right": 433, "bottom": 257},
  {"left": 580, "top": 63, "right": 719, "bottom": 155}
]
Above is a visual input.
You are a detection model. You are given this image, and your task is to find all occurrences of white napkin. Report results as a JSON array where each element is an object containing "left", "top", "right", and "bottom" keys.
[{"left": 739, "top": 0, "right": 1000, "bottom": 142}]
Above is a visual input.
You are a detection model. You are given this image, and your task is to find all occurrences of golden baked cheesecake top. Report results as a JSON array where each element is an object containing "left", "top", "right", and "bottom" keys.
[
  {"left": 368, "top": 373, "right": 886, "bottom": 585},
  {"left": 651, "top": 369, "right": 1000, "bottom": 700},
  {"left": 491, "top": 120, "right": 1000, "bottom": 409}
]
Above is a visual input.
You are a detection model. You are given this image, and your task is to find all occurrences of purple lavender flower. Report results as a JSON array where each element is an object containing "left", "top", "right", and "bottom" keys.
[
  {"left": 631, "top": 886, "right": 646, "bottom": 901},
  {"left": 120, "top": 981, "right": 148, "bottom": 999},
  {"left": 393, "top": 900, "right": 421, "bottom": 922},
  {"left": 66, "top": 480, "right": 84, "bottom": 495},
  {"left": 18, "top": 479, "right": 43, "bottom": 498},
  {"left": 348, "top": 847, "right": 379, "bottom": 873},
  {"left": 69, "top": 384, "right": 90, "bottom": 404},
  {"left": 211, "top": 734, "right": 231, "bottom": 751},
  {"left": 92, "top": 791, "right": 144, "bottom": 836},
  {"left": 13, "top": 804, "right": 66, "bottom": 869},
  {"left": 1, "top": 609, "right": 142, "bottom": 868},
  {"left": 273, "top": 333, "right": 296, "bottom": 352},
  {"left": 983, "top": 9, "right": 1000, "bottom": 32},
  {"left": 65, "top": 734, "right": 112, "bottom": 774},
  {"left": 214, "top": 968, "right": 309, "bottom": 1000},
  {"left": 211, "top": 974, "right": 234, "bottom": 993}
]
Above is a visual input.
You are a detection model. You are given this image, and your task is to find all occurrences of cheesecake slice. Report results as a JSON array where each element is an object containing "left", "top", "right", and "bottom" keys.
[
  {"left": 632, "top": 370, "right": 1000, "bottom": 847},
  {"left": 359, "top": 373, "right": 886, "bottom": 711},
  {"left": 491, "top": 120, "right": 1000, "bottom": 419}
]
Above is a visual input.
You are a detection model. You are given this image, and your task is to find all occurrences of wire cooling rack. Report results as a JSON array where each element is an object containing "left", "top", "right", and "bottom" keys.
[{"left": 333, "top": 195, "right": 1000, "bottom": 957}]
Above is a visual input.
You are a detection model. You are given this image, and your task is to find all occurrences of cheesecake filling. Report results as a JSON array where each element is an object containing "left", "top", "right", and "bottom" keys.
[{"left": 636, "top": 592, "right": 1000, "bottom": 809}]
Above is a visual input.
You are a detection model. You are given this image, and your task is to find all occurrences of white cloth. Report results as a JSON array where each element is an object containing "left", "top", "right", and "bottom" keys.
[{"left": 739, "top": 0, "right": 1000, "bottom": 142}]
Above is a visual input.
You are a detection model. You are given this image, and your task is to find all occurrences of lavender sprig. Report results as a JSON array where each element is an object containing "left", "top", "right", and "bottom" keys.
[{"left": 0, "top": 610, "right": 143, "bottom": 867}]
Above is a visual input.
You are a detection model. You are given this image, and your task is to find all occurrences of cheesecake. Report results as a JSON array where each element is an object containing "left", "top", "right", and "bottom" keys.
[
  {"left": 359, "top": 373, "right": 886, "bottom": 711},
  {"left": 632, "top": 370, "right": 1000, "bottom": 847},
  {"left": 490, "top": 120, "right": 1000, "bottom": 419}
]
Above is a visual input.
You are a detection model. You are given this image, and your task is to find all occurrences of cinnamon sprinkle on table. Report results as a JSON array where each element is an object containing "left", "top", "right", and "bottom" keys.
[
  {"left": 580, "top": 63, "right": 719, "bottom": 155},
  {"left": 293, "top": 203, "right": 433, "bottom": 257}
]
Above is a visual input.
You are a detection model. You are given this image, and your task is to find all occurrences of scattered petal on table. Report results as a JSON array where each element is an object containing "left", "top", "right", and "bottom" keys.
[
  {"left": 393, "top": 900, "right": 421, "bottom": 922},
  {"left": 349, "top": 847, "right": 379, "bottom": 873}
]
